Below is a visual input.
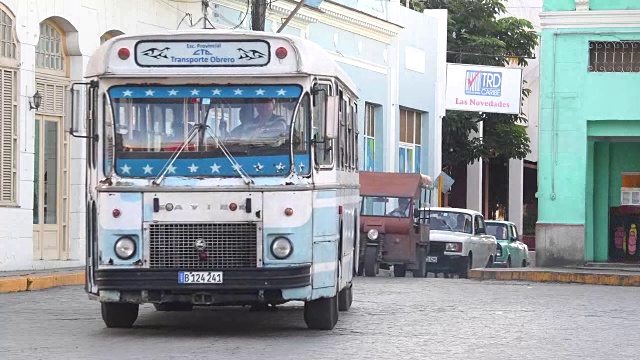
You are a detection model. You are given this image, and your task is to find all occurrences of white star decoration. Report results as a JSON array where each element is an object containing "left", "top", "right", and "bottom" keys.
[
  {"left": 275, "top": 162, "right": 286, "bottom": 172},
  {"left": 188, "top": 163, "right": 199, "bottom": 173},
  {"left": 299, "top": 161, "right": 306, "bottom": 171},
  {"left": 276, "top": 89, "right": 287, "bottom": 96},
  {"left": 167, "top": 164, "right": 177, "bottom": 174},
  {"left": 255, "top": 89, "right": 265, "bottom": 96},
  {"left": 145, "top": 89, "right": 155, "bottom": 96},
  {"left": 168, "top": 89, "right": 178, "bottom": 96},
  {"left": 122, "top": 90, "right": 133, "bottom": 97},
  {"left": 232, "top": 163, "right": 243, "bottom": 171},
  {"left": 254, "top": 162, "right": 264, "bottom": 172},
  {"left": 190, "top": 89, "right": 200, "bottom": 96},
  {"left": 210, "top": 163, "right": 221, "bottom": 173},
  {"left": 212, "top": 89, "right": 222, "bottom": 95},
  {"left": 120, "top": 164, "right": 131, "bottom": 174},
  {"left": 234, "top": 89, "right": 243, "bottom": 95},
  {"left": 143, "top": 164, "right": 154, "bottom": 174}
]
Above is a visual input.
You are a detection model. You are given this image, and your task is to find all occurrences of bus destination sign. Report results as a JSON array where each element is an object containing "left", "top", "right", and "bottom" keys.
[{"left": 134, "top": 40, "right": 271, "bottom": 67}]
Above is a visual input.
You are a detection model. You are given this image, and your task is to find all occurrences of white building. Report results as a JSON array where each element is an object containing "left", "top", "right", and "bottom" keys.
[
  {"left": 0, "top": 0, "right": 446, "bottom": 271},
  {"left": 465, "top": 0, "right": 541, "bottom": 233}
]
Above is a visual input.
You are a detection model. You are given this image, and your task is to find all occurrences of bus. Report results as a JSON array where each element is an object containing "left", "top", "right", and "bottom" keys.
[{"left": 73, "top": 29, "right": 360, "bottom": 330}]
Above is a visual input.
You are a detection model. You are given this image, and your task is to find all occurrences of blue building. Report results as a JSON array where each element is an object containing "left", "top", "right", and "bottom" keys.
[{"left": 209, "top": 0, "right": 447, "bottom": 183}]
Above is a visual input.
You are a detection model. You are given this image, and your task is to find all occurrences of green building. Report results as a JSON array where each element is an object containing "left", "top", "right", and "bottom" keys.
[{"left": 538, "top": 0, "right": 640, "bottom": 266}]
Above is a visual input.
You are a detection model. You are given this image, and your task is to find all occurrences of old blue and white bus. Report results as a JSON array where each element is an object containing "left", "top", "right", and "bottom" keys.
[{"left": 74, "top": 30, "right": 360, "bottom": 330}]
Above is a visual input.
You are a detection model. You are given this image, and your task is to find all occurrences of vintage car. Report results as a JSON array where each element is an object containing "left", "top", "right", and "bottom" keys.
[
  {"left": 485, "top": 220, "right": 529, "bottom": 268},
  {"left": 358, "top": 171, "right": 433, "bottom": 278},
  {"left": 419, "top": 207, "right": 497, "bottom": 278}
]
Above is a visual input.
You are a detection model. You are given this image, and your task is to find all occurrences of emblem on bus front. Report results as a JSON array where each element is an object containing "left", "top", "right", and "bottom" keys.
[{"left": 194, "top": 239, "right": 207, "bottom": 251}]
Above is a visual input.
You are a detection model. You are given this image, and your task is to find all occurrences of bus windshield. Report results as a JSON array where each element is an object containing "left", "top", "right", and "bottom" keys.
[{"left": 108, "top": 85, "right": 311, "bottom": 178}]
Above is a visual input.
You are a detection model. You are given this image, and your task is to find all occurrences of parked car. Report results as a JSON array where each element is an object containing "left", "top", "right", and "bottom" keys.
[
  {"left": 485, "top": 220, "right": 529, "bottom": 268},
  {"left": 419, "top": 207, "right": 497, "bottom": 278}
]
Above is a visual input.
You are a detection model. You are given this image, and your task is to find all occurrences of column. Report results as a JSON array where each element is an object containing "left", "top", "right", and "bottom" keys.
[
  {"left": 508, "top": 158, "right": 524, "bottom": 232},
  {"left": 466, "top": 122, "right": 483, "bottom": 212}
]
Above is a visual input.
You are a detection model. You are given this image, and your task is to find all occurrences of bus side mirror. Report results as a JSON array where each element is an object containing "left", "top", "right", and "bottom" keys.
[
  {"left": 324, "top": 95, "right": 339, "bottom": 139},
  {"left": 69, "top": 81, "right": 97, "bottom": 139}
]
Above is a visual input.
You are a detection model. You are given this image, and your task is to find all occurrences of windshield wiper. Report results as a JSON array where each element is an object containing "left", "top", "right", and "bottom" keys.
[
  {"left": 203, "top": 125, "right": 253, "bottom": 185},
  {"left": 152, "top": 124, "right": 203, "bottom": 186}
]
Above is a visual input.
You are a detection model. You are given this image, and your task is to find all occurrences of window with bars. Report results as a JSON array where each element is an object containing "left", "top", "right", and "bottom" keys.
[
  {"left": 363, "top": 103, "right": 376, "bottom": 171},
  {"left": 399, "top": 108, "right": 422, "bottom": 174},
  {"left": 36, "top": 22, "right": 65, "bottom": 72},
  {"left": 0, "top": 6, "right": 17, "bottom": 206},
  {"left": 589, "top": 41, "right": 640, "bottom": 73}
]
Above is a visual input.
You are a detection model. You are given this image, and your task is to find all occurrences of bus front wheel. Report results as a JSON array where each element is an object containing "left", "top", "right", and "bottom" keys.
[
  {"left": 101, "top": 302, "right": 139, "bottom": 328},
  {"left": 304, "top": 293, "right": 339, "bottom": 330},
  {"left": 364, "top": 246, "right": 378, "bottom": 277}
]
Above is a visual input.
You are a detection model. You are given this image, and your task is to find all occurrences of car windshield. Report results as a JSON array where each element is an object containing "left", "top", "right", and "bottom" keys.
[
  {"left": 107, "top": 84, "right": 310, "bottom": 178},
  {"left": 486, "top": 223, "right": 509, "bottom": 240},
  {"left": 361, "top": 196, "right": 412, "bottom": 218},
  {"left": 420, "top": 210, "right": 473, "bottom": 234}
]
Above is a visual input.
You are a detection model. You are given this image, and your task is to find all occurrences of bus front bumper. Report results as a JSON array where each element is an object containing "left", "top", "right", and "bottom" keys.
[{"left": 92, "top": 265, "right": 311, "bottom": 305}]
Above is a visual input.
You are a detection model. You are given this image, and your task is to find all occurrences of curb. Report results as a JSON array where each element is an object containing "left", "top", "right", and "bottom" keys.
[
  {"left": 468, "top": 269, "right": 640, "bottom": 286},
  {"left": 0, "top": 272, "right": 84, "bottom": 294}
]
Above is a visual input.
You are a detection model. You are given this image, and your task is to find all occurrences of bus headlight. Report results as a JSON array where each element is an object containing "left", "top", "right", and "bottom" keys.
[
  {"left": 367, "top": 229, "right": 379, "bottom": 240},
  {"left": 114, "top": 237, "right": 136, "bottom": 260},
  {"left": 271, "top": 237, "right": 293, "bottom": 259}
]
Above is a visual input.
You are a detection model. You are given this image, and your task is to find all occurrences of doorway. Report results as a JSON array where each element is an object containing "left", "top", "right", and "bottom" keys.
[{"left": 33, "top": 115, "right": 68, "bottom": 260}]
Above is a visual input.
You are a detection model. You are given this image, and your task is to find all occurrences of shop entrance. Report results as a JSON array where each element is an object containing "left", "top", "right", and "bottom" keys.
[{"left": 588, "top": 138, "right": 640, "bottom": 263}]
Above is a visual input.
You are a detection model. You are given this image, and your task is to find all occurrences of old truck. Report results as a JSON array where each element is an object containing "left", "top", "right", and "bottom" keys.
[{"left": 358, "top": 171, "right": 433, "bottom": 278}]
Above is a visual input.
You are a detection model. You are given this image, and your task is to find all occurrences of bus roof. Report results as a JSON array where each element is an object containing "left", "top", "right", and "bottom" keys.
[{"left": 85, "top": 29, "right": 357, "bottom": 94}]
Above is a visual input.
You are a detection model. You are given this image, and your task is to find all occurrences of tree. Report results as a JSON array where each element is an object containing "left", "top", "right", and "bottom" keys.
[{"left": 418, "top": 0, "right": 538, "bottom": 170}]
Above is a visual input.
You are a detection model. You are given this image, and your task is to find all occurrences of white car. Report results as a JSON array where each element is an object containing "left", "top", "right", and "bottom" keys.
[{"left": 419, "top": 207, "right": 498, "bottom": 278}]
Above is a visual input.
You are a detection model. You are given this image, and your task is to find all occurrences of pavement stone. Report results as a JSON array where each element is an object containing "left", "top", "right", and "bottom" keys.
[{"left": 0, "top": 276, "right": 638, "bottom": 360}]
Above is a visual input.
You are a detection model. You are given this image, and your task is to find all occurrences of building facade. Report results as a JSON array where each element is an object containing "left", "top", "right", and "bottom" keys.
[
  {"left": 538, "top": 0, "right": 640, "bottom": 265},
  {"left": 0, "top": 0, "right": 446, "bottom": 271}
]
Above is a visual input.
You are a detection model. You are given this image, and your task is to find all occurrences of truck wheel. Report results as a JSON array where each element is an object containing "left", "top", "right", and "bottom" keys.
[
  {"left": 458, "top": 255, "right": 471, "bottom": 279},
  {"left": 338, "top": 282, "right": 353, "bottom": 311},
  {"left": 364, "top": 246, "right": 378, "bottom": 277},
  {"left": 393, "top": 264, "right": 406, "bottom": 277},
  {"left": 412, "top": 246, "right": 427, "bottom": 278},
  {"left": 304, "top": 293, "right": 339, "bottom": 330},
  {"left": 101, "top": 302, "right": 139, "bottom": 328}
]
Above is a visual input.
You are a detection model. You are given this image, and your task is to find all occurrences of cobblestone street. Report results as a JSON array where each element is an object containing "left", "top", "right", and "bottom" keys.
[{"left": 0, "top": 277, "right": 636, "bottom": 360}]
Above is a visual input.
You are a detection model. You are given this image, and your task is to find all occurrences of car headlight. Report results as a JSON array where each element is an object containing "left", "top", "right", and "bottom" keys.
[
  {"left": 445, "top": 242, "right": 462, "bottom": 252},
  {"left": 367, "top": 229, "right": 379, "bottom": 240},
  {"left": 271, "top": 237, "right": 293, "bottom": 259},
  {"left": 496, "top": 248, "right": 502, "bottom": 257},
  {"left": 114, "top": 237, "right": 136, "bottom": 260}
]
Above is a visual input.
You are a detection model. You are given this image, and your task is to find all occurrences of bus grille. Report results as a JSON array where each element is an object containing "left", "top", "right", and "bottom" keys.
[{"left": 148, "top": 223, "right": 257, "bottom": 269}]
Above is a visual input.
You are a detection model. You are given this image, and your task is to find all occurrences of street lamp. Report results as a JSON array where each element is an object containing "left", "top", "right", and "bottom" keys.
[{"left": 29, "top": 90, "right": 42, "bottom": 111}]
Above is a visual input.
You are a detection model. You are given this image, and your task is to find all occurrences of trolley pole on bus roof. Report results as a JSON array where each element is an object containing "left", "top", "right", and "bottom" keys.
[
  {"left": 276, "top": 0, "right": 306, "bottom": 33},
  {"left": 251, "top": 0, "right": 267, "bottom": 31}
]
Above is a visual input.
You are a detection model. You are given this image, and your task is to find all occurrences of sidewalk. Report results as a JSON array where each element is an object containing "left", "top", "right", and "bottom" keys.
[
  {"left": 0, "top": 267, "right": 84, "bottom": 293},
  {"left": 469, "top": 266, "right": 640, "bottom": 286}
]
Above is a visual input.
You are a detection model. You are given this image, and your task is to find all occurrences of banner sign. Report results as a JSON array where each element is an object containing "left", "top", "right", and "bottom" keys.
[
  {"left": 134, "top": 40, "right": 271, "bottom": 67},
  {"left": 445, "top": 63, "right": 523, "bottom": 115}
]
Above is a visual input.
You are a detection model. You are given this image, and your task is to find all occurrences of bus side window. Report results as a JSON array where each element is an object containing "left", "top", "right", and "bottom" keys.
[
  {"left": 346, "top": 96, "right": 353, "bottom": 171},
  {"left": 339, "top": 89, "right": 346, "bottom": 170},
  {"left": 312, "top": 83, "right": 333, "bottom": 167},
  {"left": 353, "top": 102, "right": 359, "bottom": 171},
  {"left": 294, "top": 93, "right": 310, "bottom": 153}
]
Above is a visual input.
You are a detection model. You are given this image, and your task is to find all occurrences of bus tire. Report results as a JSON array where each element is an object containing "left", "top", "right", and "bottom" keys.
[
  {"left": 304, "top": 293, "right": 339, "bottom": 330},
  {"left": 393, "top": 264, "right": 406, "bottom": 277},
  {"left": 364, "top": 246, "right": 378, "bottom": 277},
  {"left": 338, "top": 282, "right": 353, "bottom": 311},
  {"left": 101, "top": 302, "right": 139, "bottom": 328}
]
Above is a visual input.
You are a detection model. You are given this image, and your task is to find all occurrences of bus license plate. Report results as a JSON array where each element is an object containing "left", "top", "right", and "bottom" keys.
[
  {"left": 178, "top": 271, "right": 223, "bottom": 284},
  {"left": 426, "top": 256, "right": 438, "bottom": 263}
]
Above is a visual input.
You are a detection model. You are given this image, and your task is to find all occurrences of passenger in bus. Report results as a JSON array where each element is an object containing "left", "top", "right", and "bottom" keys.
[
  {"left": 231, "top": 99, "right": 288, "bottom": 138},
  {"left": 228, "top": 105, "right": 256, "bottom": 138}
]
